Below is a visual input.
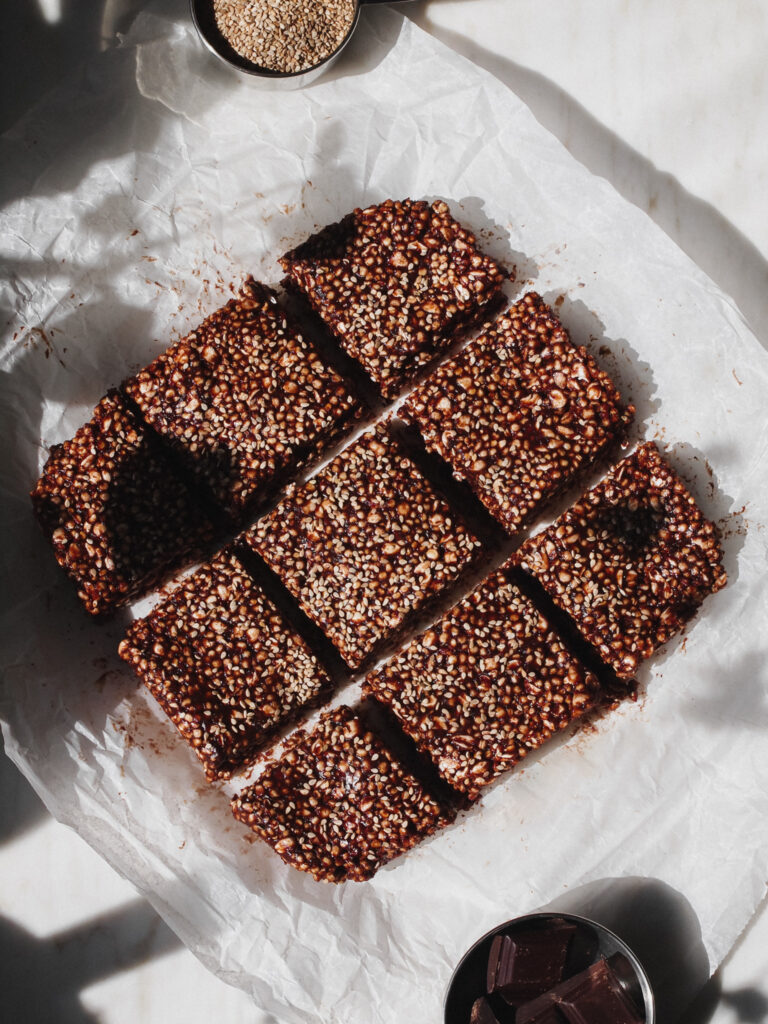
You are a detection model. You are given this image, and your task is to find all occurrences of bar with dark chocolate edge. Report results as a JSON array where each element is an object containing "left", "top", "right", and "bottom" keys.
[
  {"left": 118, "top": 548, "right": 333, "bottom": 780},
  {"left": 515, "top": 956, "right": 645, "bottom": 1024},
  {"left": 512, "top": 441, "right": 727, "bottom": 679},
  {"left": 124, "top": 277, "right": 363, "bottom": 521},
  {"left": 401, "top": 292, "right": 634, "bottom": 536},
  {"left": 31, "top": 390, "right": 214, "bottom": 616},
  {"left": 362, "top": 567, "right": 601, "bottom": 799},
  {"left": 230, "top": 705, "right": 455, "bottom": 882},
  {"left": 279, "top": 198, "right": 506, "bottom": 399},
  {"left": 241, "top": 422, "right": 482, "bottom": 670}
]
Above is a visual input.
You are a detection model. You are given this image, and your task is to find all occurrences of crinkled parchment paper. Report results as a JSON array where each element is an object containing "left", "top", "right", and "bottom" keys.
[{"left": 2, "top": 4, "right": 768, "bottom": 1022}]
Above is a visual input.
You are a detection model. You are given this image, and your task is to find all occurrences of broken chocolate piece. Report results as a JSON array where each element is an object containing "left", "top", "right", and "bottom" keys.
[
  {"left": 470, "top": 996, "right": 502, "bottom": 1024},
  {"left": 516, "top": 957, "right": 645, "bottom": 1024},
  {"left": 485, "top": 922, "right": 576, "bottom": 1005}
]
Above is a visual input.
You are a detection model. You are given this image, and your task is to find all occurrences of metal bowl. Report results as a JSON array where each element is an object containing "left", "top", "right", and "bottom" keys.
[
  {"left": 190, "top": 0, "right": 399, "bottom": 89},
  {"left": 444, "top": 911, "right": 655, "bottom": 1024}
]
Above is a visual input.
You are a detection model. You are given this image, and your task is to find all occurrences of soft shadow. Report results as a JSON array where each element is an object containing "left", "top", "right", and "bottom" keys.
[
  {"left": 544, "top": 876, "right": 712, "bottom": 1023},
  {"left": 0, "top": 736, "right": 48, "bottom": 845},
  {"left": 406, "top": 17, "right": 768, "bottom": 357},
  {"left": 0, "top": 900, "right": 180, "bottom": 1024}
]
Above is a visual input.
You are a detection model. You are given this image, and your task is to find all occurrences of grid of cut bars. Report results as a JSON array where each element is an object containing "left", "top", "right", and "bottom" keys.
[{"left": 31, "top": 201, "right": 729, "bottom": 885}]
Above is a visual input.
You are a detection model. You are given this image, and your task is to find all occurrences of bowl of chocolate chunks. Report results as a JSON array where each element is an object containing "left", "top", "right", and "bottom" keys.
[{"left": 444, "top": 912, "right": 654, "bottom": 1024}]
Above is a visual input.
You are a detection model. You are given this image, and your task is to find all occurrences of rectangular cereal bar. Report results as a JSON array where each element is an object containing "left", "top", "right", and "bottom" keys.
[
  {"left": 401, "top": 292, "right": 634, "bottom": 535},
  {"left": 119, "top": 549, "right": 333, "bottom": 779},
  {"left": 280, "top": 199, "right": 505, "bottom": 399},
  {"left": 124, "top": 278, "right": 362, "bottom": 521},
  {"left": 242, "top": 422, "right": 481, "bottom": 669},
  {"left": 231, "top": 705, "right": 455, "bottom": 882},
  {"left": 363, "top": 568, "right": 601, "bottom": 799},
  {"left": 31, "top": 390, "right": 214, "bottom": 615},
  {"left": 512, "top": 441, "right": 727, "bottom": 679}
]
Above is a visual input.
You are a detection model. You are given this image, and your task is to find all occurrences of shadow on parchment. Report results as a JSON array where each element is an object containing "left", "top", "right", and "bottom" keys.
[{"left": 404, "top": 15, "right": 768, "bottom": 359}]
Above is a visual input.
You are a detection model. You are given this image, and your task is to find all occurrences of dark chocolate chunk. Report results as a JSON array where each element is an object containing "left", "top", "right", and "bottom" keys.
[
  {"left": 516, "top": 957, "right": 644, "bottom": 1024},
  {"left": 486, "top": 922, "right": 576, "bottom": 1004}
]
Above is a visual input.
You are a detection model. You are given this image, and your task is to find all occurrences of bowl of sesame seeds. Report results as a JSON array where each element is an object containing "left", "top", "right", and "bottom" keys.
[{"left": 191, "top": 0, "right": 368, "bottom": 87}]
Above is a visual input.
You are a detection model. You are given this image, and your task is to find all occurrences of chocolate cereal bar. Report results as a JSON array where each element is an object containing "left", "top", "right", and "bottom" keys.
[
  {"left": 363, "top": 568, "right": 601, "bottom": 798},
  {"left": 401, "top": 292, "right": 634, "bottom": 535},
  {"left": 31, "top": 390, "right": 214, "bottom": 615},
  {"left": 512, "top": 441, "right": 727, "bottom": 679},
  {"left": 231, "top": 705, "right": 454, "bottom": 882},
  {"left": 119, "top": 549, "right": 333, "bottom": 779},
  {"left": 242, "top": 423, "right": 481, "bottom": 669},
  {"left": 280, "top": 199, "right": 505, "bottom": 399},
  {"left": 124, "top": 278, "right": 362, "bottom": 520}
]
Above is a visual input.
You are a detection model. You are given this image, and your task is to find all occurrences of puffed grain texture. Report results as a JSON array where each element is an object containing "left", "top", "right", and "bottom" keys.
[
  {"left": 119, "top": 549, "right": 333, "bottom": 779},
  {"left": 280, "top": 198, "right": 505, "bottom": 398},
  {"left": 124, "top": 278, "right": 362, "bottom": 520},
  {"left": 231, "top": 705, "right": 454, "bottom": 882},
  {"left": 402, "top": 292, "right": 634, "bottom": 535},
  {"left": 363, "top": 569, "right": 601, "bottom": 798},
  {"left": 31, "top": 390, "right": 213, "bottom": 615},
  {"left": 242, "top": 422, "right": 481, "bottom": 669},
  {"left": 512, "top": 441, "right": 727, "bottom": 678}
]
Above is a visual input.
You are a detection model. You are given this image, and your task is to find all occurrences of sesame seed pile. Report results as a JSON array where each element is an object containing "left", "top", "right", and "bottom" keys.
[
  {"left": 402, "top": 292, "right": 635, "bottom": 536},
  {"left": 212, "top": 0, "right": 357, "bottom": 74},
  {"left": 119, "top": 549, "right": 332, "bottom": 780},
  {"left": 281, "top": 199, "right": 506, "bottom": 398},
  {"left": 363, "top": 568, "right": 601, "bottom": 799},
  {"left": 242, "top": 422, "right": 481, "bottom": 669},
  {"left": 125, "top": 277, "right": 362, "bottom": 521},
  {"left": 31, "top": 390, "right": 214, "bottom": 615},
  {"left": 512, "top": 441, "right": 728, "bottom": 679},
  {"left": 231, "top": 706, "right": 454, "bottom": 882}
]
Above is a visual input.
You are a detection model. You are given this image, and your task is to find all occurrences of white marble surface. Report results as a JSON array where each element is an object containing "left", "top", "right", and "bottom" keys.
[{"left": 2, "top": 2, "right": 767, "bottom": 1021}]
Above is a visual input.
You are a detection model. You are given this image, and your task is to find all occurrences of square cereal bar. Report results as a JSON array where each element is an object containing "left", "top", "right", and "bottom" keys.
[
  {"left": 512, "top": 441, "right": 727, "bottom": 679},
  {"left": 31, "top": 390, "right": 214, "bottom": 615},
  {"left": 280, "top": 199, "right": 505, "bottom": 399},
  {"left": 124, "top": 278, "right": 362, "bottom": 520},
  {"left": 231, "top": 705, "right": 454, "bottom": 882},
  {"left": 363, "top": 568, "right": 601, "bottom": 799},
  {"left": 119, "top": 549, "right": 333, "bottom": 779},
  {"left": 242, "top": 423, "right": 481, "bottom": 669},
  {"left": 402, "top": 292, "right": 634, "bottom": 535}
]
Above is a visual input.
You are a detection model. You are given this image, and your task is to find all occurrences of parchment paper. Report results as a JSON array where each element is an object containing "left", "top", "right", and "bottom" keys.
[{"left": 2, "top": 4, "right": 768, "bottom": 1022}]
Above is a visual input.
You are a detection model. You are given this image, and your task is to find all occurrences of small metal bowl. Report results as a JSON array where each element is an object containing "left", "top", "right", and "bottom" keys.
[
  {"left": 444, "top": 911, "right": 655, "bottom": 1024},
  {"left": 190, "top": 0, "right": 406, "bottom": 89}
]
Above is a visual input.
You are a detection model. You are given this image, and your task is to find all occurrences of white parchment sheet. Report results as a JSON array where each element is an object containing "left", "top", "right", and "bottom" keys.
[{"left": 2, "top": 4, "right": 768, "bottom": 1022}]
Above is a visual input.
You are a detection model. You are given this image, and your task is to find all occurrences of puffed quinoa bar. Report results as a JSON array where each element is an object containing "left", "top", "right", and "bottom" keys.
[
  {"left": 242, "top": 422, "right": 482, "bottom": 669},
  {"left": 124, "top": 278, "right": 362, "bottom": 520},
  {"left": 401, "top": 292, "right": 634, "bottom": 535},
  {"left": 280, "top": 199, "right": 505, "bottom": 399},
  {"left": 512, "top": 441, "right": 727, "bottom": 679},
  {"left": 31, "top": 390, "right": 214, "bottom": 616},
  {"left": 231, "top": 705, "right": 455, "bottom": 882},
  {"left": 119, "top": 549, "right": 333, "bottom": 779},
  {"left": 363, "top": 568, "right": 601, "bottom": 799}
]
